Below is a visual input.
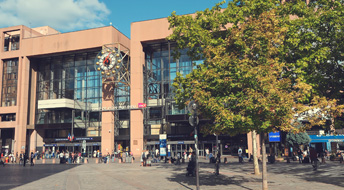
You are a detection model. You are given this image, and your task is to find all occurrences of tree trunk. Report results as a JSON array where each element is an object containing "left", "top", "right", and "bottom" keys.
[
  {"left": 252, "top": 130, "right": 260, "bottom": 175},
  {"left": 261, "top": 132, "right": 268, "bottom": 190}
]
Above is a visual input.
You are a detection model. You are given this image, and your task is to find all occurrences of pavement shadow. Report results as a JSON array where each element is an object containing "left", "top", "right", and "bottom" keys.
[
  {"left": 267, "top": 162, "right": 344, "bottom": 188},
  {"left": 166, "top": 167, "right": 261, "bottom": 190},
  {"left": 0, "top": 164, "right": 80, "bottom": 190}
]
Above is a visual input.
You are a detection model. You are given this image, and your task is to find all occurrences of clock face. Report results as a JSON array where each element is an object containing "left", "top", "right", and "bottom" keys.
[{"left": 98, "top": 52, "right": 116, "bottom": 71}]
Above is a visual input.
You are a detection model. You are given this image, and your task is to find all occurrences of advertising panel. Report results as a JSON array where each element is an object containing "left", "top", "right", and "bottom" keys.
[{"left": 159, "top": 134, "right": 167, "bottom": 156}]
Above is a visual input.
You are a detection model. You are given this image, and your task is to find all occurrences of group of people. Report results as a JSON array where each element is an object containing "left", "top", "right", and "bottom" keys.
[
  {"left": 58, "top": 151, "right": 87, "bottom": 164},
  {"left": 0, "top": 151, "right": 35, "bottom": 167}
]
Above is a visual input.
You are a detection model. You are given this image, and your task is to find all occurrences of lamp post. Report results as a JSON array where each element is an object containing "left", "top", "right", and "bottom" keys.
[{"left": 188, "top": 101, "right": 200, "bottom": 190}]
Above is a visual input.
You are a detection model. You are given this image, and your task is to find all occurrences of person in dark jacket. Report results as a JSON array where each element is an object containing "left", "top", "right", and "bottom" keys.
[
  {"left": 23, "top": 153, "right": 28, "bottom": 167},
  {"left": 309, "top": 147, "right": 318, "bottom": 170},
  {"left": 30, "top": 152, "right": 34, "bottom": 166}
]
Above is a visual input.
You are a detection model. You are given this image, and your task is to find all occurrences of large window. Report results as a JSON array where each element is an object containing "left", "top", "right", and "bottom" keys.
[
  {"left": 1, "top": 59, "right": 18, "bottom": 107},
  {"left": 36, "top": 51, "right": 101, "bottom": 103},
  {"left": 36, "top": 51, "right": 102, "bottom": 126},
  {"left": 4, "top": 30, "right": 20, "bottom": 51},
  {"left": 143, "top": 41, "right": 203, "bottom": 135}
]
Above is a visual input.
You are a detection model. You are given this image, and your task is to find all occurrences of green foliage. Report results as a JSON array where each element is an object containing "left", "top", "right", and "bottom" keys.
[
  {"left": 168, "top": 0, "right": 344, "bottom": 136},
  {"left": 286, "top": 132, "right": 311, "bottom": 147}
]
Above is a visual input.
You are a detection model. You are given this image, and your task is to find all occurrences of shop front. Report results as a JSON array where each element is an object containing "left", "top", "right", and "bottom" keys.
[{"left": 309, "top": 135, "right": 344, "bottom": 153}]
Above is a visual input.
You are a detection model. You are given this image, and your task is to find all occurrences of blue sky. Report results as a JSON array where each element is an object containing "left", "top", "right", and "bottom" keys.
[{"left": 0, "top": 0, "right": 226, "bottom": 38}]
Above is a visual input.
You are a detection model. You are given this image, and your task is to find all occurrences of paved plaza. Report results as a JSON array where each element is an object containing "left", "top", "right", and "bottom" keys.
[{"left": 0, "top": 158, "right": 343, "bottom": 190}]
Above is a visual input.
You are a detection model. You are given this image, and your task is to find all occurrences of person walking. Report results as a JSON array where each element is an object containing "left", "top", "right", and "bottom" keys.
[
  {"left": 309, "top": 147, "right": 318, "bottom": 171},
  {"left": 238, "top": 147, "right": 243, "bottom": 163},
  {"left": 30, "top": 152, "right": 34, "bottom": 166},
  {"left": 23, "top": 153, "right": 27, "bottom": 167},
  {"left": 297, "top": 149, "right": 303, "bottom": 163}
]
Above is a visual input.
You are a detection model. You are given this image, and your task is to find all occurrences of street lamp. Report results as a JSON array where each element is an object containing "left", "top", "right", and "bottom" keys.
[{"left": 188, "top": 101, "right": 200, "bottom": 190}]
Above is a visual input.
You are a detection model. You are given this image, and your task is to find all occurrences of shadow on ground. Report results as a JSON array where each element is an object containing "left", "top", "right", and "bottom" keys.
[
  {"left": 266, "top": 162, "right": 344, "bottom": 188},
  {"left": 0, "top": 164, "right": 80, "bottom": 190},
  {"left": 154, "top": 162, "right": 261, "bottom": 190}
]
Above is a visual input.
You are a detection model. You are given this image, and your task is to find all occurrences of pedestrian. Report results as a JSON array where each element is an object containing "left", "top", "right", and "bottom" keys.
[
  {"left": 297, "top": 149, "right": 303, "bottom": 163},
  {"left": 319, "top": 151, "right": 325, "bottom": 164},
  {"left": 19, "top": 152, "right": 23, "bottom": 165},
  {"left": 309, "top": 147, "right": 318, "bottom": 171},
  {"left": 23, "top": 153, "right": 27, "bottom": 167},
  {"left": 205, "top": 148, "right": 209, "bottom": 160},
  {"left": 141, "top": 150, "right": 146, "bottom": 166},
  {"left": 30, "top": 152, "right": 34, "bottom": 166},
  {"left": 238, "top": 147, "right": 243, "bottom": 163}
]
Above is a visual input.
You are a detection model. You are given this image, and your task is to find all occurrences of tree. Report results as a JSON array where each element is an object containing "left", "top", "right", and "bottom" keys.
[
  {"left": 168, "top": 0, "right": 344, "bottom": 189},
  {"left": 286, "top": 132, "right": 311, "bottom": 148}
]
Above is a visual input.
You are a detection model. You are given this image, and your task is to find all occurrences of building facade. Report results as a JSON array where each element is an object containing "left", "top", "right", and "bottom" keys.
[{"left": 0, "top": 17, "right": 254, "bottom": 159}]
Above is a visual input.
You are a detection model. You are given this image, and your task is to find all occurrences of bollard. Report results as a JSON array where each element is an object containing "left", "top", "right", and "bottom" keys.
[
  {"left": 132, "top": 157, "right": 134, "bottom": 163},
  {"left": 33, "top": 159, "right": 36, "bottom": 164},
  {"left": 84, "top": 158, "right": 88, "bottom": 164},
  {"left": 42, "top": 159, "right": 46, "bottom": 164},
  {"left": 52, "top": 159, "right": 56, "bottom": 164},
  {"left": 95, "top": 158, "right": 98, "bottom": 164},
  {"left": 119, "top": 158, "right": 122, "bottom": 163}
]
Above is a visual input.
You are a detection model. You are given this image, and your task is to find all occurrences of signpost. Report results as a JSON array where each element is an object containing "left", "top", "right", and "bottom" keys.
[{"left": 268, "top": 132, "right": 281, "bottom": 142}]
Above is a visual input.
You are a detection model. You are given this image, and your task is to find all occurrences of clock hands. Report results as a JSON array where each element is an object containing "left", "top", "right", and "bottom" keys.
[{"left": 103, "top": 52, "right": 112, "bottom": 64}]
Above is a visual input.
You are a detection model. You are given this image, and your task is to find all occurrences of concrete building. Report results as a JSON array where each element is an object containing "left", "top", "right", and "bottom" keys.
[{"left": 0, "top": 18, "right": 256, "bottom": 159}]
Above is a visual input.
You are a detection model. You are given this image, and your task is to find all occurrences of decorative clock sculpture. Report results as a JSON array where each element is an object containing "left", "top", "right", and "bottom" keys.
[{"left": 95, "top": 46, "right": 123, "bottom": 77}]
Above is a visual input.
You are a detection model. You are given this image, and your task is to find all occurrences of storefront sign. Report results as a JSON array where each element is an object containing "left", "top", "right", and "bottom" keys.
[
  {"left": 178, "top": 141, "right": 184, "bottom": 144},
  {"left": 91, "top": 103, "right": 146, "bottom": 111},
  {"left": 55, "top": 138, "right": 68, "bottom": 141},
  {"left": 43, "top": 144, "right": 57, "bottom": 147},
  {"left": 269, "top": 132, "right": 281, "bottom": 142},
  {"left": 138, "top": 103, "right": 147, "bottom": 108},
  {"left": 75, "top": 137, "right": 93, "bottom": 141}
]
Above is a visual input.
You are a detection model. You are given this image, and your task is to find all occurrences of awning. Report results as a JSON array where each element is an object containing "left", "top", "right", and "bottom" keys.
[{"left": 309, "top": 135, "right": 344, "bottom": 143}]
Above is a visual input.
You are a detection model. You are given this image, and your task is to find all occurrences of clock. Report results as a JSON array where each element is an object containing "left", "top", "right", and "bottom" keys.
[
  {"left": 95, "top": 47, "right": 122, "bottom": 77},
  {"left": 98, "top": 51, "right": 116, "bottom": 71}
]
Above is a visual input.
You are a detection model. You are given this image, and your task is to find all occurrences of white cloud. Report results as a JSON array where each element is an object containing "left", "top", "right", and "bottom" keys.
[{"left": 0, "top": 0, "right": 110, "bottom": 32}]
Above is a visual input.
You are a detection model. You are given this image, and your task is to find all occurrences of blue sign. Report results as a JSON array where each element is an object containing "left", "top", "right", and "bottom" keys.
[
  {"left": 178, "top": 141, "right": 184, "bottom": 144},
  {"left": 55, "top": 138, "right": 68, "bottom": 141},
  {"left": 269, "top": 132, "right": 281, "bottom": 142},
  {"left": 75, "top": 137, "right": 93, "bottom": 141},
  {"left": 43, "top": 144, "right": 57, "bottom": 147},
  {"left": 160, "top": 139, "right": 167, "bottom": 156}
]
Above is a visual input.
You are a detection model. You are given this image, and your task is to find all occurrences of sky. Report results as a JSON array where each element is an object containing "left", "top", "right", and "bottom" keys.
[{"left": 0, "top": 0, "right": 226, "bottom": 38}]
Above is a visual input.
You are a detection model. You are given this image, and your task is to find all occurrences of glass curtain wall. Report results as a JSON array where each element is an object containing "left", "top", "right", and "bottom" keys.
[
  {"left": 143, "top": 41, "right": 202, "bottom": 135},
  {"left": 36, "top": 50, "right": 102, "bottom": 137},
  {"left": 1, "top": 59, "right": 18, "bottom": 107}
]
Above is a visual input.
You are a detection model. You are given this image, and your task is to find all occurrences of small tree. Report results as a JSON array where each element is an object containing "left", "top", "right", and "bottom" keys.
[{"left": 286, "top": 132, "right": 311, "bottom": 149}]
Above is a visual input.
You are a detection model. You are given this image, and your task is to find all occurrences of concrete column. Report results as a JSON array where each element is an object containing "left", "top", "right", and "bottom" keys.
[
  {"left": 101, "top": 81, "right": 115, "bottom": 155},
  {"left": 130, "top": 44, "right": 144, "bottom": 158},
  {"left": 29, "top": 130, "right": 37, "bottom": 153},
  {"left": 14, "top": 56, "right": 30, "bottom": 154}
]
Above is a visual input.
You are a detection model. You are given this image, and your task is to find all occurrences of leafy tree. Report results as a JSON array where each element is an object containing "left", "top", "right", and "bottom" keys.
[
  {"left": 286, "top": 132, "right": 311, "bottom": 148},
  {"left": 168, "top": 0, "right": 344, "bottom": 189}
]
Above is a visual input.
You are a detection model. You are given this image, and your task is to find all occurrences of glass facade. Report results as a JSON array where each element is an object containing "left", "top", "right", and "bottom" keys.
[
  {"left": 143, "top": 41, "right": 203, "bottom": 135},
  {"left": 1, "top": 59, "right": 18, "bottom": 107},
  {"left": 35, "top": 50, "right": 102, "bottom": 137}
]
